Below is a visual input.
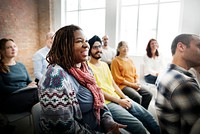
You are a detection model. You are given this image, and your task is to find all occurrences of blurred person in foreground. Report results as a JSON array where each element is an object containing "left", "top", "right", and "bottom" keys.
[{"left": 155, "top": 34, "right": 200, "bottom": 134}]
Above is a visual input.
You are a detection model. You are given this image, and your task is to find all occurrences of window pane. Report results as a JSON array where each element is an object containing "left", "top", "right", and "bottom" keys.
[
  {"left": 79, "top": 9, "right": 105, "bottom": 39},
  {"left": 157, "top": 2, "right": 180, "bottom": 58},
  {"left": 137, "top": 30, "right": 156, "bottom": 56},
  {"left": 66, "top": 0, "right": 78, "bottom": 11},
  {"left": 138, "top": 4, "right": 157, "bottom": 30},
  {"left": 137, "top": 4, "right": 157, "bottom": 55},
  {"left": 140, "top": 0, "right": 158, "bottom": 4},
  {"left": 80, "top": 0, "right": 105, "bottom": 9},
  {"left": 120, "top": 6, "right": 138, "bottom": 55},
  {"left": 66, "top": 12, "right": 79, "bottom": 25},
  {"left": 160, "top": 0, "right": 180, "bottom": 2},
  {"left": 121, "top": 0, "right": 139, "bottom": 6}
]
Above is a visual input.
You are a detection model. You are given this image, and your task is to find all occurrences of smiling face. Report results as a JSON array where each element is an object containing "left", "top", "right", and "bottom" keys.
[
  {"left": 90, "top": 41, "right": 102, "bottom": 60},
  {"left": 118, "top": 41, "right": 129, "bottom": 56},
  {"left": 150, "top": 40, "right": 158, "bottom": 52},
  {"left": 73, "top": 30, "right": 90, "bottom": 64}
]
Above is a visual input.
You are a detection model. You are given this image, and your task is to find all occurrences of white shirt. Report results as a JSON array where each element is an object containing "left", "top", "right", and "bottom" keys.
[
  {"left": 101, "top": 46, "right": 116, "bottom": 64},
  {"left": 32, "top": 46, "right": 50, "bottom": 80},
  {"left": 143, "top": 54, "right": 165, "bottom": 76}
]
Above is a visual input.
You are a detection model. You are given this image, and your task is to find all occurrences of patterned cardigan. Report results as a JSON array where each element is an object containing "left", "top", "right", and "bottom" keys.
[{"left": 38, "top": 64, "right": 116, "bottom": 134}]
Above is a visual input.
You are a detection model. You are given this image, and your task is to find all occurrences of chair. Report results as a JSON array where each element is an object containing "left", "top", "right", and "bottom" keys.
[
  {"left": 190, "top": 118, "right": 200, "bottom": 134},
  {"left": 4, "top": 112, "right": 31, "bottom": 123},
  {"left": 31, "top": 102, "right": 42, "bottom": 134}
]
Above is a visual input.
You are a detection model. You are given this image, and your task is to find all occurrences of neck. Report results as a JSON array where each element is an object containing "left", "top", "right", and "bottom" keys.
[
  {"left": 172, "top": 56, "right": 190, "bottom": 70},
  {"left": 118, "top": 54, "right": 127, "bottom": 58},
  {"left": 103, "top": 45, "right": 108, "bottom": 49},
  {"left": 3, "top": 58, "right": 16, "bottom": 65},
  {"left": 89, "top": 57, "right": 100, "bottom": 66},
  {"left": 75, "top": 63, "right": 82, "bottom": 68}
]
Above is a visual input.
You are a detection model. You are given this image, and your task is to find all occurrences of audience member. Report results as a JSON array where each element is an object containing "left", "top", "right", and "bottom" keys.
[
  {"left": 101, "top": 35, "right": 116, "bottom": 67},
  {"left": 143, "top": 39, "right": 165, "bottom": 84},
  {"left": 155, "top": 34, "right": 200, "bottom": 134},
  {"left": 189, "top": 66, "right": 200, "bottom": 87},
  {"left": 38, "top": 25, "right": 126, "bottom": 134},
  {"left": 32, "top": 31, "right": 54, "bottom": 83},
  {"left": 0, "top": 38, "right": 38, "bottom": 114},
  {"left": 111, "top": 41, "right": 152, "bottom": 109},
  {"left": 88, "top": 35, "right": 160, "bottom": 134}
]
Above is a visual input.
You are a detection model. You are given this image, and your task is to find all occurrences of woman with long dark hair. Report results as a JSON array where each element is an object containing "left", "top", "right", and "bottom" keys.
[{"left": 143, "top": 39, "right": 165, "bottom": 84}]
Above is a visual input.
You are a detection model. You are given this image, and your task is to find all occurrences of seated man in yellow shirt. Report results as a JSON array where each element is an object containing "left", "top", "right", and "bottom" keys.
[{"left": 88, "top": 35, "right": 160, "bottom": 134}]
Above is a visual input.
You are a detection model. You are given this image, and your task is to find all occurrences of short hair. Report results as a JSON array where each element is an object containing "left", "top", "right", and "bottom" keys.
[
  {"left": 171, "top": 34, "right": 194, "bottom": 55},
  {"left": 46, "top": 25, "right": 82, "bottom": 72}
]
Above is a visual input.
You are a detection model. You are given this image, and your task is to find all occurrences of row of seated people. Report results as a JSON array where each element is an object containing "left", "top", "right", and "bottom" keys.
[
  {"left": 0, "top": 25, "right": 159, "bottom": 133},
  {"left": 1, "top": 25, "right": 200, "bottom": 133}
]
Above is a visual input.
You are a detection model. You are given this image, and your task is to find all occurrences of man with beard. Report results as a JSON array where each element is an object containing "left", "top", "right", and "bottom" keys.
[
  {"left": 88, "top": 35, "right": 160, "bottom": 134},
  {"left": 101, "top": 35, "right": 116, "bottom": 68}
]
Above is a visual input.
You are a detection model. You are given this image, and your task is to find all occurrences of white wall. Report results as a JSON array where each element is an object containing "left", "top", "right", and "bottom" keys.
[{"left": 180, "top": 0, "right": 200, "bottom": 35}]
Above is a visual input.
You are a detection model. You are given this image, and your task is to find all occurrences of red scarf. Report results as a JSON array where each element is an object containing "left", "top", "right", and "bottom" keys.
[{"left": 69, "top": 62, "right": 104, "bottom": 124}]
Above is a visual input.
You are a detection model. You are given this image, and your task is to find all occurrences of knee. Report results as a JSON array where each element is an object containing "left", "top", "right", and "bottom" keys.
[{"left": 127, "top": 121, "right": 146, "bottom": 134}]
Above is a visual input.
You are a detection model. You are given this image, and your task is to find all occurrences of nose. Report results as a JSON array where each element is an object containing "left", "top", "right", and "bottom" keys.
[{"left": 82, "top": 41, "right": 90, "bottom": 49}]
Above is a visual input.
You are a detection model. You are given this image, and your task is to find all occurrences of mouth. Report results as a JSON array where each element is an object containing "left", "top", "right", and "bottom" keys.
[
  {"left": 95, "top": 51, "right": 102, "bottom": 55},
  {"left": 81, "top": 50, "right": 88, "bottom": 56}
]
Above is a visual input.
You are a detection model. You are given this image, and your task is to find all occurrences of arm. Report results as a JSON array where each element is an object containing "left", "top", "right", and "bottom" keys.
[
  {"left": 112, "top": 80, "right": 126, "bottom": 99},
  {"left": 110, "top": 59, "right": 125, "bottom": 85},
  {"left": 32, "top": 52, "right": 43, "bottom": 80},
  {"left": 39, "top": 66, "right": 103, "bottom": 134},
  {"left": 0, "top": 75, "right": 19, "bottom": 94},
  {"left": 100, "top": 104, "right": 127, "bottom": 133},
  {"left": 171, "top": 81, "right": 200, "bottom": 126},
  {"left": 0, "top": 63, "right": 35, "bottom": 94}
]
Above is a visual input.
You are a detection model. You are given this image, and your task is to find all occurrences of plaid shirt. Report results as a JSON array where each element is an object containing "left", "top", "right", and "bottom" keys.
[{"left": 155, "top": 64, "right": 200, "bottom": 134}]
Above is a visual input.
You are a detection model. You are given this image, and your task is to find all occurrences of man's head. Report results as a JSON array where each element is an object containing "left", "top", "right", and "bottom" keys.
[
  {"left": 171, "top": 34, "right": 200, "bottom": 68},
  {"left": 88, "top": 35, "right": 102, "bottom": 60},
  {"left": 46, "top": 31, "right": 55, "bottom": 48},
  {"left": 102, "top": 35, "right": 109, "bottom": 47}
]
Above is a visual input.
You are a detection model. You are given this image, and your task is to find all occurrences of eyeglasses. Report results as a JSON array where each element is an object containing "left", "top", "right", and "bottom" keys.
[{"left": 92, "top": 45, "right": 102, "bottom": 50}]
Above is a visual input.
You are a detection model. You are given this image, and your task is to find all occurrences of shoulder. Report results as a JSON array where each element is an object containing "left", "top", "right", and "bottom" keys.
[
  {"left": 16, "top": 62, "right": 26, "bottom": 68},
  {"left": 143, "top": 54, "right": 149, "bottom": 59},
  {"left": 112, "top": 56, "right": 119, "bottom": 62},
  {"left": 100, "top": 61, "right": 108, "bottom": 66},
  {"left": 39, "top": 65, "right": 70, "bottom": 89},
  {"left": 157, "top": 64, "right": 194, "bottom": 92},
  {"left": 33, "top": 46, "right": 48, "bottom": 56}
]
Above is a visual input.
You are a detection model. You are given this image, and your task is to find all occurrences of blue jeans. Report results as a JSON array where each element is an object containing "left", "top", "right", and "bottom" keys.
[
  {"left": 107, "top": 100, "right": 160, "bottom": 134},
  {"left": 144, "top": 74, "right": 157, "bottom": 84}
]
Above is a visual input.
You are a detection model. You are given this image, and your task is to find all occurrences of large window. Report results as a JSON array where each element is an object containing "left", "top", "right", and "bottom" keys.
[
  {"left": 64, "top": 0, "right": 181, "bottom": 57},
  {"left": 120, "top": 0, "right": 181, "bottom": 56},
  {"left": 65, "top": 0, "right": 106, "bottom": 39}
]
